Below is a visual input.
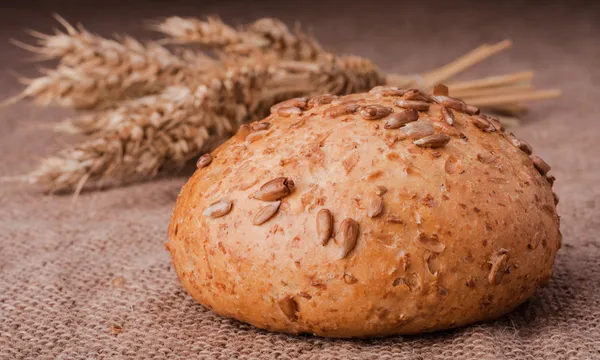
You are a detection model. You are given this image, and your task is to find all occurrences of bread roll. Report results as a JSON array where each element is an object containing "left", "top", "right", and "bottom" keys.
[{"left": 167, "top": 87, "right": 560, "bottom": 338}]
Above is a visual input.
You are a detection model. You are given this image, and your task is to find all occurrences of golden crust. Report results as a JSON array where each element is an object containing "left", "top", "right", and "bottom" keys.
[{"left": 167, "top": 90, "right": 560, "bottom": 338}]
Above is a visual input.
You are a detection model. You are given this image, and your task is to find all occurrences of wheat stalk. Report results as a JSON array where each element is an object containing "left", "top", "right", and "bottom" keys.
[{"left": 5, "top": 15, "right": 216, "bottom": 109}]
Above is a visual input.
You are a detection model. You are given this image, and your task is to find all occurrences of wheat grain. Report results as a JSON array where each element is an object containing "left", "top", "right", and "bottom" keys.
[
  {"left": 154, "top": 16, "right": 323, "bottom": 61},
  {"left": 9, "top": 16, "right": 214, "bottom": 109}
]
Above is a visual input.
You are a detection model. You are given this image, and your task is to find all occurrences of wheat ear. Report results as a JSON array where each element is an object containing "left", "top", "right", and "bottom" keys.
[
  {"left": 153, "top": 16, "right": 324, "bottom": 61},
  {"left": 6, "top": 16, "right": 216, "bottom": 109}
]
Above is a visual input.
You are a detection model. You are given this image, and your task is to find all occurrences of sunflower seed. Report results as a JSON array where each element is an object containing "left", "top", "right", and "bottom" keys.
[
  {"left": 531, "top": 156, "right": 551, "bottom": 175},
  {"left": 368, "top": 196, "right": 384, "bottom": 218},
  {"left": 307, "top": 94, "right": 338, "bottom": 108},
  {"left": 489, "top": 253, "right": 508, "bottom": 285},
  {"left": 403, "top": 89, "right": 431, "bottom": 102},
  {"left": 546, "top": 174, "right": 556, "bottom": 186},
  {"left": 374, "top": 185, "right": 388, "bottom": 195},
  {"left": 433, "top": 84, "right": 449, "bottom": 96},
  {"left": 339, "top": 218, "right": 359, "bottom": 259},
  {"left": 465, "top": 104, "right": 480, "bottom": 115},
  {"left": 414, "top": 133, "right": 451, "bottom": 148},
  {"left": 324, "top": 103, "right": 360, "bottom": 118},
  {"left": 203, "top": 199, "right": 232, "bottom": 218},
  {"left": 384, "top": 109, "right": 419, "bottom": 129},
  {"left": 253, "top": 201, "right": 281, "bottom": 225},
  {"left": 278, "top": 296, "right": 299, "bottom": 321},
  {"left": 246, "top": 130, "right": 268, "bottom": 143},
  {"left": 277, "top": 106, "right": 302, "bottom": 117},
  {"left": 487, "top": 116, "right": 505, "bottom": 131},
  {"left": 472, "top": 115, "right": 496, "bottom": 132},
  {"left": 395, "top": 99, "right": 430, "bottom": 111},
  {"left": 510, "top": 137, "right": 533, "bottom": 155},
  {"left": 254, "top": 177, "right": 295, "bottom": 201},
  {"left": 433, "top": 95, "right": 468, "bottom": 112},
  {"left": 401, "top": 122, "right": 435, "bottom": 139},
  {"left": 316, "top": 209, "right": 333, "bottom": 245},
  {"left": 440, "top": 106, "right": 455, "bottom": 126},
  {"left": 236, "top": 124, "right": 252, "bottom": 140},
  {"left": 252, "top": 122, "right": 271, "bottom": 131},
  {"left": 196, "top": 153, "right": 213, "bottom": 169},
  {"left": 359, "top": 105, "right": 392, "bottom": 120},
  {"left": 270, "top": 98, "right": 307, "bottom": 113},
  {"left": 414, "top": 233, "right": 445, "bottom": 253}
]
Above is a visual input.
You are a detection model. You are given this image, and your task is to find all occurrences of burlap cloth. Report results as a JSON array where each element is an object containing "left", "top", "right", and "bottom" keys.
[{"left": 1, "top": 1, "right": 599, "bottom": 359}]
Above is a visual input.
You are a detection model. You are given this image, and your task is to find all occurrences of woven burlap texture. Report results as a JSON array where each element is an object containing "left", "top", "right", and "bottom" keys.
[{"left": 1, "top": 1, "right": 599, "bottom": 359}]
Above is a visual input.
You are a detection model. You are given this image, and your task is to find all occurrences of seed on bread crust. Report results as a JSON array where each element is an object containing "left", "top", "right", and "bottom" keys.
[
  {"left": 487, "top": 116, "right": 505, "bottom": 132},
  {"left": 324, "top": 103, "right": 360, "bottom": 118},
  {"left": 440, "top": 106, "right": 455, "bottom": 126},
  {"left": 374, "top": 185, "right": 388, "bottom": 196},
  {"left": 254, "top": 177, "right": 295, "bottom": 201},
  {"left": 472, "top": 115, "right": 496, "bottom": 132},
  {"left": 401, "top": 122, "right": 435, "bottom": 139},
  {"left": 359, "top": 105, "right": 392, "bottom": 120},
  {"left": 414, "top": 133, "right": 451, "bottom": 148},
  {"left": 465, "top": 104, "right": 480, "bottom": 115},
  {"left": 203, "top": 199, "right": 233, "bottom": 218},
  {"left": 236, "top": 124, "right": 252, "bottom": 140},
  {"left": 403, "top": 89, "right": 431, "bottom": 102},
  {"left": 510, "top": 137, "right": 533, "bottom": 155},
  {"left": 307, "top": 94, "right": 338, "bottom": 108},
  {"left": 270, "top": 98, "right": 307, "bottom": 113},
  {"left": 316, "top": 209, "right": 333, "bottom": 245},
  {"left": 196, "top": 153, "right": 213, "bottom": 169},
  {"left": 277, "top": 106, "right": 302, "bottom": 117},
  {"left": 252, "top": 122, "right": 271, "bottom": 131},
  {"left": 246, "top": 130, "right": 268, "bottom": 143},
  {"left": 253, "top": 201, "right": 281, "bottom": 225},
  {"left": 437, "top": 95, "right": 481, "bottom": 115},
  {"left": 368, "top": 195, "right": 384, "bottom": 218},
  {"left": 433, "top": 84, "right": 449, "bottom": 96},
  {"left": 339, "top": 218, "right": 359, "bottom": 259},
  {"left": 531, "top": 156, "right": 551, "bottom": 175},
  {"left": 433, "top": 95, "right": 468, "bottom": 113},
  {"left": 395, "top": 99, "right": 430, "bottom": 111},
  {"left": 384, "top": 109, "right": 419, "bottom": 129}
]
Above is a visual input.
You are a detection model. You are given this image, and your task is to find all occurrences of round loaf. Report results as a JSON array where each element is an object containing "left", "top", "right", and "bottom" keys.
[{"left": 167, "top": 87, "right": 560, "bottom": 338}]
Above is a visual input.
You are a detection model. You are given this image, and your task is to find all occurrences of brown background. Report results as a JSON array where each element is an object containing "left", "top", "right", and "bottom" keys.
[{"left": 1, "top": 0, "right": 600, "bottom": 359}]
